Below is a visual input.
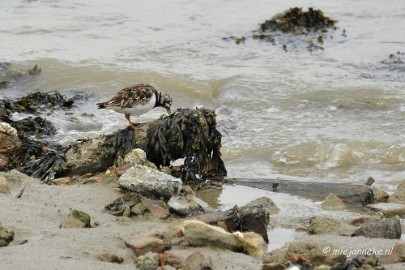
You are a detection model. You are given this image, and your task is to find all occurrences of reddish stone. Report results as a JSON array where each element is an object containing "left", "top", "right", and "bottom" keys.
[
  {"left": 142, "top": 198, "right": 171, "bottom": 219},
  {"left": 381, "top": 243, "right": 405, "bottom": 264},
  {"left": 125, "top": 236, "right": 170, "bottom": 257}
]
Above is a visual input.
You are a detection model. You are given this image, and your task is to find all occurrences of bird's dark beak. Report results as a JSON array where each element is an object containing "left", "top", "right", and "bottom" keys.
[{"left": 166, "top": 107, "right": 171, "bottom": 115}]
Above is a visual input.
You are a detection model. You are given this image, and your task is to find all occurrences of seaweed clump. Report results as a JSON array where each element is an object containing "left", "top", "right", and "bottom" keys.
[
  {"left": 260, "top": 7, "right": 336, "bottom": 34},
  {"left": 224, "top": 7, "right": 340, "bottom": 51},
  {"left": 146, "top": 108, "right": 227, "bottom": 182}
]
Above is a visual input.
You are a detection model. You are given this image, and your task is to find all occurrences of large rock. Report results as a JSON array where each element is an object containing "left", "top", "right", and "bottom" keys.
[
  {"left": 353, "top": 215, "right": 402, "bottom": 239},
  {"left": 181, "top": 220, "right": 244, "bottom": 252},
  {"left": 389, "top": 180, "right": 405, "bottom": 203},
  {"left": 118, "top": 165, "right": 182, "bottom": 200},
  {"left": 307, "top": 217, "right": 356, "bottom": 236},
  {"left": 0, "top": 225, "right": 14, "bottom": 246}
]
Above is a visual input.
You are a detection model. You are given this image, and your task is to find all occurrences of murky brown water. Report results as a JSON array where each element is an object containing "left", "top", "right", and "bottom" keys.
[{"left": 1, "top": 0, "right": 405, "bottom": 189}]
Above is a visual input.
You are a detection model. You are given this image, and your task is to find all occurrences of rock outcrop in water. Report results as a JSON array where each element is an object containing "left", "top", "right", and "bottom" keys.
[
  {"left": 224, "top": 7, "right": 341, "bottom": 51},
  {"left": 259, "top": 7, "right": 336, "bottom": 34}
]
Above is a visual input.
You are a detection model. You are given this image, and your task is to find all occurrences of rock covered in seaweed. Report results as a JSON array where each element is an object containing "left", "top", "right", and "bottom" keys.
[
  {"left": 260, "top": 7, "right": 336, "bottom": 34},
  {"left": 224, "top": 7, "right": 340, "bottom": 51},
  {"left": 146, "top": 108, "right": 227, "bottom": 181}
]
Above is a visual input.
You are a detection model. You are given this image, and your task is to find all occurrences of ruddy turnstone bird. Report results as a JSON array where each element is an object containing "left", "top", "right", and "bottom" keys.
[{"left": 97, "top": 84, "right": 172, "bottom": 130}]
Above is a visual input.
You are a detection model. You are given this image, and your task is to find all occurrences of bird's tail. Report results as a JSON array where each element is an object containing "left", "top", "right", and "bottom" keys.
[{"left": 97, "top": 102, "right": 106, "bottom": 109}]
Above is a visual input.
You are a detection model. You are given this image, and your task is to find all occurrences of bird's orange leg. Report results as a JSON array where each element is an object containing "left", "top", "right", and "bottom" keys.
[{"left": 125, "top": 113, "right": 136, "bottom": 130}]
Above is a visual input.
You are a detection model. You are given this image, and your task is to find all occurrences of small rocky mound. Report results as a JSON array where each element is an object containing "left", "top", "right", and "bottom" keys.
[
  {"left": 260, "top": 7, "right": 336, "bottom": 34},
  {"left": 224, "top": 7, "right": 341, "bottom": 51}
]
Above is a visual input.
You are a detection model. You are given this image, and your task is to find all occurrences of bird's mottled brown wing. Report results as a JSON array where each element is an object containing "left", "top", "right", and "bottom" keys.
[{"left": 103, "top": 84, "right": 156, "bottom": 108}]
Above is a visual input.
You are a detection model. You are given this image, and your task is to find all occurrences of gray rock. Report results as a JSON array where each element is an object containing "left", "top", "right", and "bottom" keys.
[
  {"left": 118, "top": 165, "right": 182, "bottom": 200},
  {"left": 0, "top": 225, "right": 14, "bottom": 246},
  {"left": 244, "top": 196, "right": 279, "bottom": 214},
  {"left": 353, "top": 215, "right": 402, "bottom": 239},
  {"left": 167, "top": 195, "right": 212, "bottom": 217},
  {"left": 307, "top": 217, "right": 357, "bottom": 236},
  {"left": 135, "top": 252, "right": 159, "bottom": 270}
]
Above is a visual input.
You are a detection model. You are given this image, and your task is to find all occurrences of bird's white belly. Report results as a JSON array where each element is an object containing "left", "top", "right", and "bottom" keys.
[{"left": 111, "top": 95, "right": 156, "bottom": 115}]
